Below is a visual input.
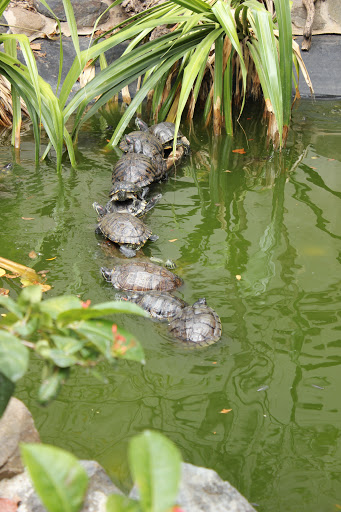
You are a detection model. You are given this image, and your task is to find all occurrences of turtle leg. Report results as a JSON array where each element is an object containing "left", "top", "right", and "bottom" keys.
[
  {"left": 143, "top": 193, "right": 162, "bottom": 214},
  {"left": 149, "top": 234, "right": 159, "bottom": 242},
  {"left": 95, "top": 225, "right": 102, "bottom": 235},
  {"left": 140, "top": 186, "right": 150, "bottom": 200},
  {"left": 119, "top": 245, "right": 137, "bottom": 258}
]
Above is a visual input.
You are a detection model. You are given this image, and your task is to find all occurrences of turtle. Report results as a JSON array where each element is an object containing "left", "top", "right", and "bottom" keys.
[
  {"left": 118, "top": 291, "right": 188, "bottom": 321},
  {"left": 119, "top": 131, "right": 167, "bottom": 175},
  {"left": 93, "top": 202, "right": 158, "bottom": 258},
  {"left": 135, "top": 118, "right": 190, "bottom": 155},
  {"left": 101, "top": 261, "right": 183, "bottom": 292},
  {"left": 105, "top": 193, "right": 162, "bottom": 218},
  {"left": 111, "top": 154, "right": 164, "bottom": 197},
  {"left": 168, "top": 297, "right": 222, "bottom": 346}
]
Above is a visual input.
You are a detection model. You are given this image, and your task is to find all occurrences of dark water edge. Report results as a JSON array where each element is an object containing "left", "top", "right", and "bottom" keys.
[{"left": 1, "top": 98, "right": 340, "bottom": 512}]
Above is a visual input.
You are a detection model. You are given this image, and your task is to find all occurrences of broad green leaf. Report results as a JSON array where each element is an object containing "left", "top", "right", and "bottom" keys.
[
  {"left": 21, "top": 443, "right": 88, "bottom": 512},
  {"left": 129, "top": 431, "right": 182, "bottom": 512},
  {"left": 44, "top": 348, "right": 78, "bottom": 368},
  {"left": 38, "top": 368, "right": 69, "bottom": 405},
  {"left": 0, "top": 295, "right": 24, "bottom": 318},
  {"left": 51, "top": 335, "right": 84, "bottom": 354},
  {"left": 106, "top": 494, "right": 142, "bottom": 512},
  {"left": 0, "top": 371, "right": 15, "bottom": 418},
  {"left": 57, "top": 301, "right": 148, "bottom": 324},
  {"left": 75, "top": 320, "right": 145, "bottom": 363},
  {"left": 40, "top": 296, "right": 82, "bottom": 320},
  {"left": 0, "top": 331, "right": 29, "bottom": 382},
  {"left": 17, "top": 285, "right": 42, "bottom": 306}
]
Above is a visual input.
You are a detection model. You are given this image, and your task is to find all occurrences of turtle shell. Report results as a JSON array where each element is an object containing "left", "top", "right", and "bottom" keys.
[
  {"left": 168, "top": 298, "right": 222, "bottom": 346},
  {"left": 124, "top": 291, "right": 187, "bottom": 321},
  {"left": 119, "top": 131, "right": 166, "bottom": 175},
  {"left": 112, "top": 153, "right": 162, "bottom": 187},
  {"left": 98, "top": 212, "right": 152, "bottom": 249},
  {"left": 104, "top": 262, "right": 183, "bottom": 292},
  {"left": 136, "top": 119, "right": 190, "bottom": 154}
]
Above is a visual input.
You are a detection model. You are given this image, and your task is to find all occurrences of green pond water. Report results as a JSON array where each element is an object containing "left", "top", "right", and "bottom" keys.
[{"left": 1, "top": 99, "right": 341, "bottom": 512}]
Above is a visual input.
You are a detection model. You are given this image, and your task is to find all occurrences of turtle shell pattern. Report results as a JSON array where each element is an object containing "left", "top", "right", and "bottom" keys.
[
  {"left": 149, "top": 121, "right": 186, "bottom": 148},
  {"left": 169, "top": 301, "right": 222, "bottom": 346},
  {"left": 127, "top": 291, "right": 187, "bottom": 321},
  {"left": 119, "top": 131, "right": 166, "bottom": 174},
  {"left": 112, "top": 153, "right": 163, "bottom": 188},
  {"left": 108, "top": 262, "right": 183, "bottom": 292},
  {"left": 98, "top": 212, "right": 152, "bottom": 249}
]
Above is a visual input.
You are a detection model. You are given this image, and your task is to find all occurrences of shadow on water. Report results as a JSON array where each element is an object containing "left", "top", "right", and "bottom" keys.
[{"left": 1, "top": 99, "right": 341, "bottom": 512}]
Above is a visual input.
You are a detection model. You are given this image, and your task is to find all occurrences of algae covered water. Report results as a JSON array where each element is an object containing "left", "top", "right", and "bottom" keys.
[{"left": 1, "top": 99, "right": 341, "bottom": 512}]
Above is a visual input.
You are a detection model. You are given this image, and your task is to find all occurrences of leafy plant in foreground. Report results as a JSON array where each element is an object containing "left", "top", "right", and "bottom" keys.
[
  {"left": 0, "top": 285, "right": 148, "bottom": 407},
  {"left": 21, "top": 431, "right": 183, "bottom": 512}
]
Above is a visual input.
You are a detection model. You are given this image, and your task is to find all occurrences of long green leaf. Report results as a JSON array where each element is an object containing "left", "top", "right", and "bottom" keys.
[
  {"left": 174, "top": 28, "right": 222, "bottom": 150},
  {"left": 212, "top": 1, "right": 247, "bottom": 117},
  {"left": 223, "top": 51, "right": 233, "bottom": 134},
  {"left": 246, "top": 2, "right": 283, "bottom": 142},
  {"left": 171, "top": 0, "right": 211, "bottom": 13},
  {"left": 273, "top": 0, "right": 293, "bottom": 127}
]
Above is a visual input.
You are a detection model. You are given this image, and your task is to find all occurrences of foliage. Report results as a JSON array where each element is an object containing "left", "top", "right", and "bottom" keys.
[
  {"left": 0, "top": 0, "right": 312, "bottom": 170},
  {"left": 21, "top": 431, "right": 182, "bottom": 512},
  {"left": 0, "top": 285, "right": 148, "bottom": 408}
]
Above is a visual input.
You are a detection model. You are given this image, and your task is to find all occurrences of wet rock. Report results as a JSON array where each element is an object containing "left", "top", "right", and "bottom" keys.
[
  {"left": 33, "top": 0, "right": 110, "bottom": 27},
  {"left": 0, "top": 398, "right": 40, "bottom": 480},
  {"left": 130, "top": 462, "right": 257, "bottom": 512},
  {"left": 0, "top": 461, "right": 122, "bottom": 512},
  {"left": 3, "top": 6, "right": 55, "bottom": 38},
  {"left": 121, "top": 0, "right": 166, "bottom": 17},
  {"left": 291, "top": 0, "right": 341, "bottom": 35}
]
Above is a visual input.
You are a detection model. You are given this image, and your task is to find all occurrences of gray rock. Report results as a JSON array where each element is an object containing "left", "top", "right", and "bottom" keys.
[
  {"left": 0, "top": 461, "right": 122, "bottom": 512},
  {"left": 0, "top": 398, "right": 40, "bottom": 480},
  {"left": 130, "top": 462, "right": 257, "bottom": 512},
  {"left": 33, "top": 0, "right": 109, "bottom": 27}
]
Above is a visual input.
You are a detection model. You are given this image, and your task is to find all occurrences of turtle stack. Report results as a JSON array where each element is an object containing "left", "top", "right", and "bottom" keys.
[{"left": 93, "top": 118, "right": 222, "bottom": 346}]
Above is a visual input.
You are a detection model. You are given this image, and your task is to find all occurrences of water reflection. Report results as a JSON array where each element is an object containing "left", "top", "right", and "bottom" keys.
[{"left": 3, "top": 100, "right": 340, "bottom": 512}]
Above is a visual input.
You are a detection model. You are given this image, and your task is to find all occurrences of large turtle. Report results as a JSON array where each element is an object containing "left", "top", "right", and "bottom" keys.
[
  {"left": 93, "top": 202, "right": 158, "bottom": 258},
  {"left": 168, "top": 298, "right": 222, "bottom": 346},
  {"left": 111, "top": 154, "right": 164, "bottom": 199},
  {"left": 135, "top": 118, "right": 190, "bottom": 155},
  {"left": 119, "top": 131, "right": 166, "bottom": 175},
  {"left": 101, "top": 261, "right": 183, "bottom": 292},
  {"left": 118, "top": 290, "right": 188, "bottom": 321}
]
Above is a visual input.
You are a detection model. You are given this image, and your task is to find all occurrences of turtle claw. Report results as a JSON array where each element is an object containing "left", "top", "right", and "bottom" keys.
[{"left": 119, "top": 245, "right": 137, "bottom": 258}]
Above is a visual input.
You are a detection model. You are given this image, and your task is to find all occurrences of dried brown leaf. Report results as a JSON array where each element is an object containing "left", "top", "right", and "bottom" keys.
[{"left": 220, "top": 408, "right": 232, "bottom": 414}]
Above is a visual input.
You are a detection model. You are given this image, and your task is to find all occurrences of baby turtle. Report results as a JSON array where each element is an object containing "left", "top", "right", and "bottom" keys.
[
  {"left": 119, "top": 291, "right": 188, "bottom": 322},
  {"left": 93, "top": 202, "right": 158, "bottom": 258},
  {"left": 101, "top": 261, "right": 183, "bottom": 292},
  {"left": 168, "top": 298, "right": 222, "bottom": 346},
  {"left": 111, "top": 154, "right": 163, "bottom": 199},
  {"left": 105, "top": 193, "right": 162, "bottom": 218},
  {"left": 135, "top": 118, "right": 190, "bottom": 155},
  {"left": 119, "top": 131, "right": 167, "bottom": 175}
]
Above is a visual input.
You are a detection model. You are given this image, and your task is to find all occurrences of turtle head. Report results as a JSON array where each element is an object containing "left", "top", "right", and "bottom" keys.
[
  {"left": 101, "top": 267, "right": 114, "bottom": 282},
  {"left": 135, "top": 117, "right": 149, "bottom": 132},
  {"left": 93, "top": 202, "right": 107, "bottom": 217},
  {"left": 193, "top": 297, "right": 206, "bottom": 307}
]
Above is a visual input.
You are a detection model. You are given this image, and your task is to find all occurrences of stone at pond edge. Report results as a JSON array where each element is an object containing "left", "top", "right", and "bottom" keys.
[
  {"left": 0, "top": 461, "right": 123, "bottom": 512},
  {"left": 129, "top": 462, "right": 257, "bottom": 512},
  {"left": 0, "top": 397, "right": 41, "bottom": 480},
  {"left": 33, "top": 0, "right": 110, "bottom": 27}
]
